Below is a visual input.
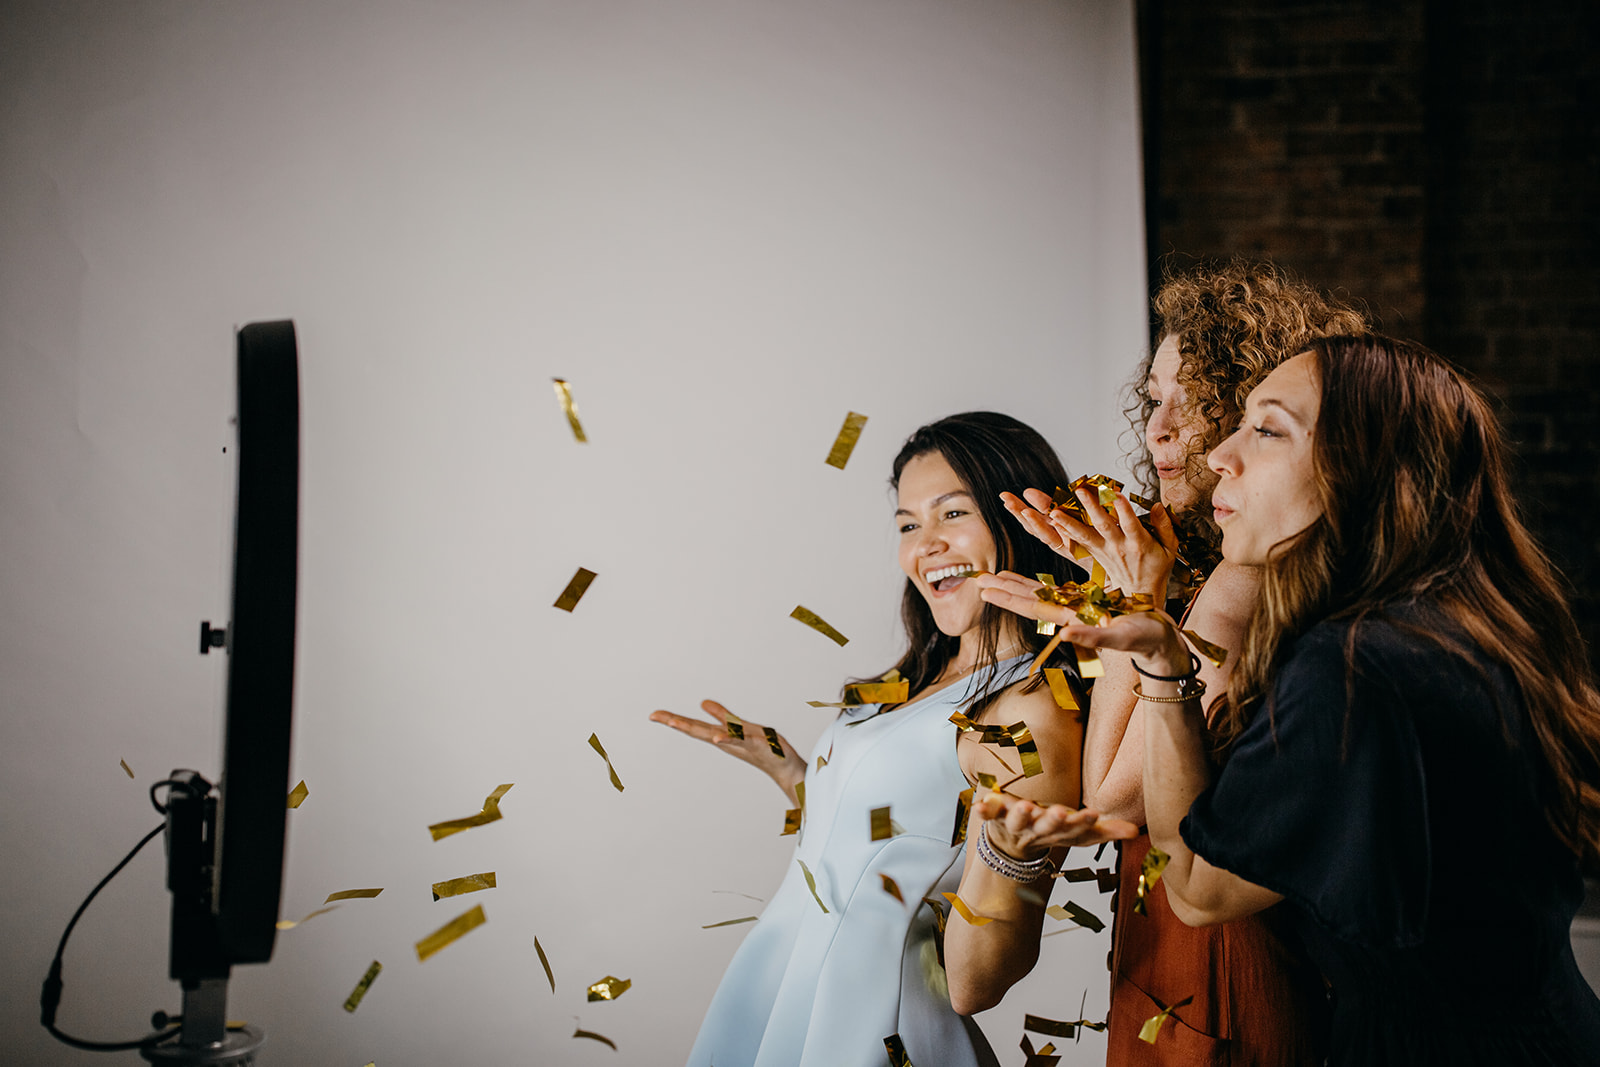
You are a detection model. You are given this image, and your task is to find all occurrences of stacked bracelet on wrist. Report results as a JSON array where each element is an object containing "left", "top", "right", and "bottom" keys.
[
  {"left": 976, "top": 821, "right": 1054, "bottom": 882},
  {"left": 1131, "top": 649, "right": 1208, "bottom": 703},
  {"left": 1130, "top": 652, "right": 1201, "bottom": 681}
]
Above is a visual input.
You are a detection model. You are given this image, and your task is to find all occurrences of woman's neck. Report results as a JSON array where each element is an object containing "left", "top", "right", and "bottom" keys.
[{"left": 944, "top": 623, "right": 1026, "bottom": 680}]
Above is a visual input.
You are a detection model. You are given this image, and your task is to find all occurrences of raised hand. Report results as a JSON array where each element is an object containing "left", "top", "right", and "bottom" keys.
[
  {"left": 1031, "top": 485, "right": 1178, "bottom": 600},
  {"left": 999, "top": 490, "right": 1077, "bottom": 560},
  {"left": 973, "top": 790, "right": 1138, "bottom": 856},
  {"left": 650, "top": 700, "right": 808, "bottom": 805}
]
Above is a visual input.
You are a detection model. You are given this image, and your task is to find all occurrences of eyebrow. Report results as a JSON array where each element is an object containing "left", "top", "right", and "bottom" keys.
[
  {"left": 1254, "top": 397, "right": 1308, "bottom": 426},
  {"left": 894, "top": 489, "right": 974, "bottom": 517}
]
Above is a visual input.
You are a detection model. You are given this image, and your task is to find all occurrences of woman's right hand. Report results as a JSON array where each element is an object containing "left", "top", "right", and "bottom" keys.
[
  {"left": 1004, "top": 486, "right": 1177, "bottom": 600},
  {"left": 650, "top": 700, "right": 808, "bottom": 806}
]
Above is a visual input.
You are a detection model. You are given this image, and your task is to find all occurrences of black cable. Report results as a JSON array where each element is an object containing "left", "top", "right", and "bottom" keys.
[{"left": 40, "top": 819, "right": 183, "bottom": 1051}]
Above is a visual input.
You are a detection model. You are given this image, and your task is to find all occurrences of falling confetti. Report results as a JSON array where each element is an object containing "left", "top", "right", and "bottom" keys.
[
  {"left": 553, "top": 567, "right": 598, "bottom": 612},
  {"left": 286, "top": 780, "right": 309, "bottom": 808},
  {"left": 790, "top": 605, "right": 849, "bottom": 646},
  {"left": 551, "top": 379, "right": 587, "bottom": 442},
  {"left": 414, "top": 904, "right": 487, "bottom": 962},
  {"left": 588, "top": 733, "right": 624, "bottom": 792},
  {"left": 431, "top": 872, "right": 496, "bottom": 901},
  {"left": 428, "top": 784, "right": 514, "bottom": 841},
  {"left": 343, "top": 961, "right": 382, "bottom": 1013},
  {"left": 824, "top": 412, "right": 869, "bottom": 469}
]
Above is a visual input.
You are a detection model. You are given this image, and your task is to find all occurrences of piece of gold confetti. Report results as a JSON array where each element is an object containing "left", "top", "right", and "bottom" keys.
[
  {"left": 414, "top": 903, "right": 487, "bottom": 962},
  {"left": 276, "top": 905, "right": 339, "bottom": 930},
  {"left": 1138, "top": 995, "right": 1194, "bottom": 1044},
  {"left": 949, "top": 711, "right": 1013, "bottom": 744},
  {"left": 798, "top": 859, "right": 829, "bottom": 914},
  {"left": 586, "top": 975, "right": 631, "bottom": 1002},
  {"left": 325, "top": 888, "right": 384, "bottom": 903},
  {"left": 343, "top": 961, "right": 381, "bottom": 1013},
  {"left": 816, "top": 753, "right": 828, "bottom": 771},
  {"left": 790, "top": 605, "right": 848, "bottom": 646},
  {"left": 782, "top": 808, "right": 802, "bottom": 836},
  {"left": 573, "top": 1026, "right": 616, "bottom": 1050},
  {"left": 942, "top": 891, "right": 993, "bottom": 926},
  {"left": 869, "top": 805, "right": 896, "bottom": 841},
  {"left": 588, "top": 733, "right": 624, "bottom": 792},
  {"left": 880, "top": 873, "right": 905, "bottom": 903},
  {"left": 1135, "top": 846, "right": 1171, "bottom": 916},
  {"left": 286, "top": 780, "right": 309, "bottom": 809},
  {"left": 1020, "top": 1035, "right": 1061, "bottom": 1067},
  {"left": 824, "top": 411, "right": 869, "bottom": 470},
  {"left": 1052, "top": 900, "right": 1106, "bottom": 933},
  {"left": 1008, "top": 722, "right": 1043, "bottom": 777},
  {"left": 806, "top": 680, "right": 912, "bottom": 707},
  {"left": 951, "top": 786, "right": 974, "bottom": 846},
  {"left": 761, "top": 725, "right": 785, "bottom": 757},
  {"left": 553, "top": 567, "right": 597, "bottom": 612},
  {"left": 431, "top": 872, "right": 496, "bottom": 901},
  {"left": 701, "top": 916, "right": 759, "bottom": 928},
  {"left": 1077, "top": 644, "right": 1105, "bottom": 679},
  {"left": 551, "top": 378, "right": 587, "bottom": 442},
  {"left": 1025, "top": 1013, "right": 1106, "bottom": 1038},
  {"left": 535, "top": 936, "right": 555, "bottom": 993},
  {"left": 1042, "top": 668, "right": 1080, "bottom": 711},
  {"left": 884, "top": 1034, "right": 915, "bottom": 1067},
  {"left": 120, "top": 759, "right": 135, "bottom": 779},
  {"left": 723, "top": 711, "right": 745, "bottom": 740},
  {"left": 428, "top": 783, "right": 514, "bottom": 841},
  {"left": 1182, "top": 628, "right": 1228, "bottom": 669}
]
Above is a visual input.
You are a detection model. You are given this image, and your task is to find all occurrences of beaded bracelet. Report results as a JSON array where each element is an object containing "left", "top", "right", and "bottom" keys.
[
  {"left": 1130, "top": 652, "right": 1202, "bottom": 683},
  {"left": 976, "top": 821, "right": 1054, "bottom": 882},
  {"left": 1133, "top": 678, "right": 1208, "bottom": 703}
]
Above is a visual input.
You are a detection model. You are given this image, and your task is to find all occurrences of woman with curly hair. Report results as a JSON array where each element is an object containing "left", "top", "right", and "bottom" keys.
[
  {"left": 978, "top": 334, "right": 1600, "bottom": 1064},
  {"left": 956, "top": 259, "right": 1366, "bottom": 1062}
]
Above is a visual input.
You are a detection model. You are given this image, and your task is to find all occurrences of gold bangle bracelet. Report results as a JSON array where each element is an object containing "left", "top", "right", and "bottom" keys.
[{"left": 1133, "top": 680, "right": 1206, "bottom": 703}]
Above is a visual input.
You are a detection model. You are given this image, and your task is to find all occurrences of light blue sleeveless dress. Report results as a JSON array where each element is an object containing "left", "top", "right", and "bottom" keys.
[{"left": 685, "top": 656, "right": 1031, "bottom": 1067}]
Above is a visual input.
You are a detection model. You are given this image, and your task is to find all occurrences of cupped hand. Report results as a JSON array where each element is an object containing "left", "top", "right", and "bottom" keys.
[
  {"left": 1054, "top": 611, "right": 1193, "bottom": 679},
  {"left": 650, "top": 700, "right": 807, "bottom": 804},
  {"left": 970, "top": 571, "right": 1078, "bottom": 627},
  {"left": 974, "top": 790, "right": 1138, "bottom": 856},
  {"left": 1031, "top": 485, "right": 1178, "bottom": 600}
]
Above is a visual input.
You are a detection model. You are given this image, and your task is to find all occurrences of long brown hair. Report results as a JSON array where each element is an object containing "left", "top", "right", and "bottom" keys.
[
  {"left": 1126, "top": 258, "right": 1367, "bottom": 553},
  {"left": 1211, "top": 334, "right": 1600, "bottom": 870}
]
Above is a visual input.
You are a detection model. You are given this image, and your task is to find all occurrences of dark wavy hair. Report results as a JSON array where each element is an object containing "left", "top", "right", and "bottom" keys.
[
  {"left": 869, "top": 412, "right": 1079, "bottom": 709},
  {"left": 1124, "top": 258, "right": 1367, "bottom": 555},
  {"left": 1209, "top": 334, "right": 1600, "bottom": 871}
]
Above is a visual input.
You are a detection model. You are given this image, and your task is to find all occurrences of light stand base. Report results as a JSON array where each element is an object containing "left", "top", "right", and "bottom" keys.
[{"left": 140, "top": 1025, "right": 264, "bottom": 1066}]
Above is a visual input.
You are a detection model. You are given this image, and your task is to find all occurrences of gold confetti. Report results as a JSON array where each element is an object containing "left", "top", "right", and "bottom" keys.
[
  {"left": 701, "top": 916, "right": 759, "bottom": 928},
  {"left": 884, "top": 1034, "right": 915, "bottom": 1067},
  {"left": 951, "top": 787, "right": 974, "bottom": 846},
  {"left": 1043, "top": 668, "right": 1080, "bottom": 711},
  {"left": 942, "top": 891, "right": 993, "bottom": 926},
  {"left": 343, "top": 961, "right": 381, "bottom": 1013},
  {"left": 431, "top": 872, "right": 496, "bottom": 901},
  {"left": 806, "top": 680, "right": 911, "bottom": 707},
  {"left": 1037, "top": 619, "right": 1057, "bottom": 636},
  {"left": 798, "top": 859, "right": 829, "bottom": 914},
  {"left": 1135, "top": 846, "right": 1171, "bottom": 916},
  {"left": 724, "top": 711, "right": 745, "bottom": 740},
  {"left": 325, "top": 888, "right": 384, "bottom": 903},
  {"left": 286, "top": 780, "right": 309, "bottom": 809},
  {"left": 881, "top": 873, "right": 905, "bottom": 903},
  {"left": 551, "top": 378, "right": 587, "bottom": 443},
  {"left": 949, "top": 711, "right": 1012, "bottom": 744},
  {"left": 276, "top": 905, "right": 339, "bottom": 930},
  {"left": 816, "top": 753, "right": 828, "bottom": 771},
  {"left": 428, "top": 783, "right": 514, "bottom": 841},
  {"left": 414, "top": 903, "right": 487, "bottom": 962},
  {"left": 535, "top": 936, "right": 555, "bottom": 993},
  {"left": 869, "top": 805, "right": 896, "bottom": 841},
  {"left": 120, "top": 759, "right": 135, "bottom": 779},
  {"left": 1009, "top": 722, "right": 1043, "bottom": 777},
  {"left": 824, "top": 411, "right": 869, "bottom": 470},
  {"left": 761, "top": 726, "right": 785, "bottom": 757},
  {"left": 1020, "top": 1035, "right": 1061, "bottom": 1067},
  {"left": 586, "top": 975, "right": 631, "bottom": 1002},
  {"left": 588, "top": 733, "right": 624, "bottom": 792},
  {"left": 1058, "top": 866, "right": 1117, "bottom": 894},
  {"left": 782, "top": 808, "right": 802, "bottom": 836},
  {"left": 790, "top": 605, "right": 848, "bottom": 646},
  {"left": 573, "top": 1026, "right": 616, "bottom": 1050},
  {"left": 1077, "top": 644, "right": 1104, "bottom": 679},
  {"left": 1025, "top": 1013, "right": 1106, "bottom": 1038},
  {"left": 1050, "top": 900, "right": 1106, "bottom": 933},
  {"left": 1182, "top": 628, "right": 1228, "bottom": 669},
  {"left": 553, "top": 567, "right": 597, "bottom": 612},
  {"left": 1138, "top": 995, "right": 1193, "bottom": 1044}
]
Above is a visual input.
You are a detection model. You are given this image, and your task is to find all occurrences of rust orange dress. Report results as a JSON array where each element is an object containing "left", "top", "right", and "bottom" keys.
[{"left": 1105, "top": 834, "right": 1329, "bottom": 1065}]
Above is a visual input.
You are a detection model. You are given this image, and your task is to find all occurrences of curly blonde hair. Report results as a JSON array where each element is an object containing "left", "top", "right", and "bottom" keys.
[{"left": 1127, "top": 258, "right": 1368, "bottom": 522}]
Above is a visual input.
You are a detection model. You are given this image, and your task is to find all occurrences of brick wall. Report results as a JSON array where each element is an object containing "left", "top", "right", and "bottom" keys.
[{"left": 1142, "top": 0, "right": 1600, "bottom": 658}]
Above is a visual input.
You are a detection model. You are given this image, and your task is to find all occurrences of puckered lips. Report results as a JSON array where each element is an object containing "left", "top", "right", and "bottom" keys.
[{"left": 1211, "top": 491, "right": 1236, "bottom": 524}]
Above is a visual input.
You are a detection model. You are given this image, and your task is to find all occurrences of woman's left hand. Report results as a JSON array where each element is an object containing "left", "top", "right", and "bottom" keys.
[{"left": 974, "top": 790, "right": 1138, "bottom": 855}]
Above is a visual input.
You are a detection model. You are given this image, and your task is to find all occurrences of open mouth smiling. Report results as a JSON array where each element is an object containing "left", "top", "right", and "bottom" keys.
[{"left": 923, "top": 564, "right": 981, "bottom": 593}]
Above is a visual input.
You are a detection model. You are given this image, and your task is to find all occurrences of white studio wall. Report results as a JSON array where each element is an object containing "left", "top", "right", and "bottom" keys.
[{"left": 0, "top": 2, "right": 1147, "bottom": 1064}]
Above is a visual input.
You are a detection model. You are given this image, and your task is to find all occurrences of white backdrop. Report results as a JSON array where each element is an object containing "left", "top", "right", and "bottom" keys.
[{"left": 0, "top": 1, "right": 1147, "bottom": 1063}]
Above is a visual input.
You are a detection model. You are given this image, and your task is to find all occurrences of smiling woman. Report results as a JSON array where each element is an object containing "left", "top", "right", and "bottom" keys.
[{"left": 651, "top": 411, "right": 1107, "bottom": 1065}]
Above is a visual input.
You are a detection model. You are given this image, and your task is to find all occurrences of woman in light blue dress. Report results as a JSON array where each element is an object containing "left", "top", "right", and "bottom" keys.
[{"left": 653, "top": 412, "right": 1120, "bottom": 1066}]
